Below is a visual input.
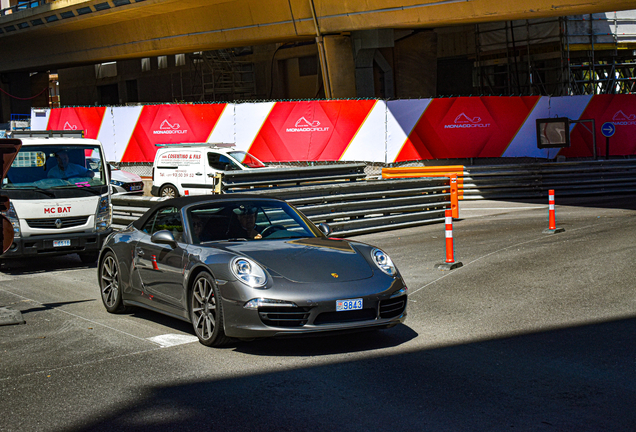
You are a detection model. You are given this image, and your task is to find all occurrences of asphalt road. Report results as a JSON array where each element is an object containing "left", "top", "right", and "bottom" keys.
[{"left": 1, "top": 195, "right": 635, "bottom": 432}]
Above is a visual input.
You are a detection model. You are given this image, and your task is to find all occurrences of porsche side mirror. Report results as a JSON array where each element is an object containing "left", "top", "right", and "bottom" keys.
[
  {"left": 151, "top": 230, "right": 178, "bottom": 248},
  {"left": 318, "top": 223, "right": 332, "bottom": 236}
]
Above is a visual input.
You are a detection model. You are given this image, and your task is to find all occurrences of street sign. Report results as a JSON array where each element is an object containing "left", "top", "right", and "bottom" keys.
[{"left": 601, "top": 122, "right": 615, "bottom": 138}]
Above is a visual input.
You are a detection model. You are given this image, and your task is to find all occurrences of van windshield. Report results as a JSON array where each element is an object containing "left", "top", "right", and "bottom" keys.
[
  {"left": 2, "top": 144, "right": 108, "bottom": 197},
  {"left": 229, "top": 151, "right": 266, "bottom": 168}
]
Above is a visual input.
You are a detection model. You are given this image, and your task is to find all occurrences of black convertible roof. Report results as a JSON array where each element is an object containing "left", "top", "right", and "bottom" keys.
[{"left": 132, "top": 193, "right": 284, "bottom": 230}]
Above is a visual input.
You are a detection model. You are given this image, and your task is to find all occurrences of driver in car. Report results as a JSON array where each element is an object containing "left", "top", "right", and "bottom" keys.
[
  {"left": 48, "top": 151, "right": 95, "bottom": 179},
  {"left": 233, "top": 205, "right": 262, "bottom": 239}
]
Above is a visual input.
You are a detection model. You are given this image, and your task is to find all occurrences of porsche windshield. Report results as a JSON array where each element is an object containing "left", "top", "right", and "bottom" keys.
[
  {"left": 2, "top": 145, "right": 107, "bottom": 195},
  {"left": 187, "top": 200, "right": 319, "bottom": 243}
]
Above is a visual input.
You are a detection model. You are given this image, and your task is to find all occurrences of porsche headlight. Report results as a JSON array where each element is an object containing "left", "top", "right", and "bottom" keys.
[
  {"left": 371, "top": 248, "right": 397, "bottom": 277},
  {"left": 231, "top": 257, "right": 267, "bottom": 288}
]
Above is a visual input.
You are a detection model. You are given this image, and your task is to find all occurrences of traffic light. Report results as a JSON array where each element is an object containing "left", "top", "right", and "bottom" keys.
[{"left": 1, "top": 139, "right": 21, "bottom": 254}]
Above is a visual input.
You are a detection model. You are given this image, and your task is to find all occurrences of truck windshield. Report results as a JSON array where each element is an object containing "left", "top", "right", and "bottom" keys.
[
  {"left": 229, "top": 151, "right": 266, "bottom": 168},
  {"left": 2, "top": 145, "right": 107, "bottom": 195}
]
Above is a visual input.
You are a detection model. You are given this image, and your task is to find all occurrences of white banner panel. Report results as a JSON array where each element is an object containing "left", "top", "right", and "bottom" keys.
[
  {"left": 234, "top": 102, "right": 275, "bottom": 152},
  {"left": 207, "top": 104, "right": 235, "bottom": 145},
  {"left": 340, "top": 100, "right": 385, "bottom": 162},
  {"left": 386, "top": 99, "right": 432, "bottom": 163},
  {"left": 110, "top": 106, "right": 143, "bottom": 162}
]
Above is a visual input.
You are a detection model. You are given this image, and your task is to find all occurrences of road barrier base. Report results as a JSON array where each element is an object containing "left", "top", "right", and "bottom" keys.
[
  {"left": 543, "top": 228, "right": 565, "bottom": 234},
  {"left": 435, "top": 261, "right": 463, "bottom": 271}
]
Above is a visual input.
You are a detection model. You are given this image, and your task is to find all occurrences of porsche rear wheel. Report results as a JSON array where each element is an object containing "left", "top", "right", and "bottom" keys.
[
  {"left": 190, "top": 272, "right": 232, "bottom": 347},
  {"left": 99, "top": 252, "right": 127, "bottom": 313}
]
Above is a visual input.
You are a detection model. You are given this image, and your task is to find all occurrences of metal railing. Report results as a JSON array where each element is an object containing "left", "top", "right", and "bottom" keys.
[
  {"left": 460, "top": 159, "right": 636, "bottom": 199},
  {"left": 112, "top": 176, "right": 452, "bottom": 237}
]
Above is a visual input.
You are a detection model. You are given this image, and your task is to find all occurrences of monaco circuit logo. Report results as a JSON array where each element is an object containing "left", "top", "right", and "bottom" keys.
[
  {"left": 286, "top": 117, "right": 330, "bottom": 133},
  {"left": 63, "top": 122, "right": 78, "bottom": 130},
  {"left": 444, "top": 112, "right": 490, "bottom": 129},
  {"left": 612, "top": 110, "right": 636, "bottom": 126},
  {"left": 153, "top": 119, "right": 187, "bottom": 135}
]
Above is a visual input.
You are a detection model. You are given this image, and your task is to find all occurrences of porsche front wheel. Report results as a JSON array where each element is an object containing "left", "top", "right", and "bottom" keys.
[
  {"left": 190, "top": 272, "right": 232, "bottom": 347},
  {"left": 99, "top": 252, "right": 127, "bottom": 313}
]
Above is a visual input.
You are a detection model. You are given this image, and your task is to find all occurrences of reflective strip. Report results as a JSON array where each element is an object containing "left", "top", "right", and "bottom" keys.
[
  {"left": 549, "top": 204, "right": 555, "bottom": 210},
  {"left": 445, "top": 216, "right": 453, "bottom": 224},
  {"left": 445, "top": 230, "right": 453, "bottom": 238},
  {"left": 549, "top": 194, "right": 554, "bottom": 201}
]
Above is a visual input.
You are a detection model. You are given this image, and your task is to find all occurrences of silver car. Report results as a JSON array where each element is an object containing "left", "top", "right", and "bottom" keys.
[{"left": 98, "top": 195, "right": 407, "bottom": 346}]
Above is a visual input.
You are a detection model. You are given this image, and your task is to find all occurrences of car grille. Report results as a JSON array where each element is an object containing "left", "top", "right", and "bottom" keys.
[
  {"left": 125, "top": 182, "right": 144, "bottom": 192},
  {"left": 259, "top": 306, "right": 311, "bottom": 328},
  {"left": 379, "top": 296, "right": 407, "bottom": 319},
  {"left": 26, "top": 216, "right": 89, "bottom": 229},
  {"left": 313, "top": 308, "right": 377, "bottom": 325}
]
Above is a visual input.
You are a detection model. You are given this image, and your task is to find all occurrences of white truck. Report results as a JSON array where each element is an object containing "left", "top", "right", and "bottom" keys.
[
  {"left": 0, "top": 131, "right": 112, "bottom": 263},
  {"left": 151, "top": 143, "right": 266, "bottom": 198}
]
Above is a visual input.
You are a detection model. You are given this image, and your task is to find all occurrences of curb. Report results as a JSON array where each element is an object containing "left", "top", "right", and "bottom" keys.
[{"left": 0, "top": 307, "right": 25, "bottom": 326}]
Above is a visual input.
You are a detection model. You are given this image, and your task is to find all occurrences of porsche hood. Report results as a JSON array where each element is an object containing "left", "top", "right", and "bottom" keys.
[{"left": 220, "top": 237, "right": 375, "bottom": 283}]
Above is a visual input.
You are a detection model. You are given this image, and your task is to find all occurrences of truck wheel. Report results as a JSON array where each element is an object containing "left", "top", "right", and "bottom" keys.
[{"left": 160, "top": 184, "right": 179, "bottom": 198}]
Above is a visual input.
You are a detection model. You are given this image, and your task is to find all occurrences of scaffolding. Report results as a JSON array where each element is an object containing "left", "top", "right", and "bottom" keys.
[
  {"left": 171, "top": 48, "right": 257, "bottom": 102},
  {"left": 474, "top": 11, "right": 636, "bottom": 96}
]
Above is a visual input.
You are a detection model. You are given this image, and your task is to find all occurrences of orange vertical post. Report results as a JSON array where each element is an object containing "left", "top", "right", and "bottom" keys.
[{"left": 450, "top": 174, "right": 459, "bottom": 219}]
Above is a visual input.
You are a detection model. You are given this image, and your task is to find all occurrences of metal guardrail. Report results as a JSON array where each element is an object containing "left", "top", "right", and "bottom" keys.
[
  {"left": 220, "top": 163, "right": 367, "bottom": 192},
  {"left": 383, "top": 159, "right": 636, "bottom": 199},
  {"left": 461, "top": 159, "right": 636, "bottom": 199},
  {"left": 112, "top": 177, "right": 452, "bottom": 237}
]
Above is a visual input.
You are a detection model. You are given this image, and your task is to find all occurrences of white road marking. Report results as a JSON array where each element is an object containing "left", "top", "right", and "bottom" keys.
[{"left": 147, "top": 333, "right": 199, "bottom": 347}]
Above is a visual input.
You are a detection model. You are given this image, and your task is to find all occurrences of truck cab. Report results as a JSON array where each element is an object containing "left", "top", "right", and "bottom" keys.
[
  {"left": 151, "top": 143, "right": 266, "bottom": 198},
  {"left": 0, "top": 131, "right": 112, "bottom": 263}
]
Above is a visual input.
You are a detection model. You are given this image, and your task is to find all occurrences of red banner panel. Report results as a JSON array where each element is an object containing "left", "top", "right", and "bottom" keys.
[
  {"left": 397, "top": 96, "right": 539, "bottom": 161},
  {"left": 563, "top": 94, "right": 636, "bottom": 158},
  {"left": 46, "top": 107, "right": 107, "bottom": 139},
  {"left": 122, "top": 104, "right": 227, "bottom": 162},
  {"left": 248, "top": 100, "right": 376, "bottom": 162}
]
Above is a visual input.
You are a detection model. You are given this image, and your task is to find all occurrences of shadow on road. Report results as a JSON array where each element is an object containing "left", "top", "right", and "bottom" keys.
[
  {"left": 0, "top": 253, "right": 96, "bottom": 275},
  {"left": 63, "top": 316, "right": 636, "bottom": 432}
]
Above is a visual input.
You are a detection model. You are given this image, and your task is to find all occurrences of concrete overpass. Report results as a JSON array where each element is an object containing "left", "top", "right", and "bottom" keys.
[{"left": 1, "top": 0, "right": 635, "bottom": 73}]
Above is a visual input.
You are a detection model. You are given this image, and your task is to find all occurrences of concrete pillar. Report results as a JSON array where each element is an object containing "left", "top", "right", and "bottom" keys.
[
  {"left": 395, "top": 31, "right": 437, "bottom": 98},
  {"left": 352, "top": 29, "right": 395, "bottom": 98},
  {"left": 319, "top": 35, "right": 356, "bottom": 99}
]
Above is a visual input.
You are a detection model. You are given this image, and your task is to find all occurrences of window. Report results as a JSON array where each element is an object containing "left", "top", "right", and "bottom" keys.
[
  {"left": 141, "top": 58, "right": 150, "bottom": 72},
  {"left": 158, "top": 55, "right": 168, "bottom": 69},
  {"left": 175, "top": 54, "right": 185, "bottom": 67},
  {"left": 142, "top": 207, "right": 183, "bottom": 241},
  {"left": 208, "top": 153, "right": 238, "bottom": 171}
]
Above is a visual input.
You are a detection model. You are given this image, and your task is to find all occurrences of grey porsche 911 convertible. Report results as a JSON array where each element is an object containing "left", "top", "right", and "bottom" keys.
[{"left": 98, "top": 195, "right": 407, "bottom": 347}]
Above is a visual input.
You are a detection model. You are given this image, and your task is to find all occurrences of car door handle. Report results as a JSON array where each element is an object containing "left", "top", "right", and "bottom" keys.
[
  {"left": 136, "top": 248, "right": 144, "bottom": 257},
  {"left": 195, "top": 172, "right": 202, "bottom": 176}
]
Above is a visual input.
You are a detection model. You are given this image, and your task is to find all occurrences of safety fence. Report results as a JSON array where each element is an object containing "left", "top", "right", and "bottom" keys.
[
  {"left": 382, "top": 159, "right": 636, "bottom": 200},
  {"left": 220, "top": 163, "right": 367, "bottom": 192},
  {"left": 112, "top": 176, "right": 453, "bottom": 237}
]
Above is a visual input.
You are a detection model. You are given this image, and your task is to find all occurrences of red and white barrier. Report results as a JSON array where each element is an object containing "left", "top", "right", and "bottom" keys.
[
  {"left": 435, "top": 209, "right": 463, "bottom": 271},
  {"left": 543, "top": 189, "right": 565, "bottom": 234}
]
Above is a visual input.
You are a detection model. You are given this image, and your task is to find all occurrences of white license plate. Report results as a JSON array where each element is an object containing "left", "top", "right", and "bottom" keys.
[
  {"left": 336, "top": 298, "right": 363, "bottom": 311},
  {"left": 131, "top": 184, "right": 142, "bottom": 190},
  {"left": 53, "top": 240, "right": 71, "bottom": 247}
]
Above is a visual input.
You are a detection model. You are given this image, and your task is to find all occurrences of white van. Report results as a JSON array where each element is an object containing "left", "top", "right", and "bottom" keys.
[
  {"left": 0, "top": 131, "right": 112, "bottom": 263},
  {"left": 151, "top": 143, "right": 266, "bottom": 197}
]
